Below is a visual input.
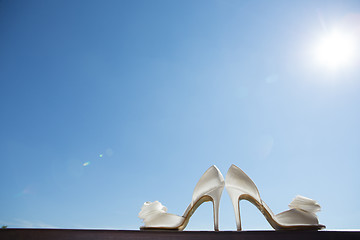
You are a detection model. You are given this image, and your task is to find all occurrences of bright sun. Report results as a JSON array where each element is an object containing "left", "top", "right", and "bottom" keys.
[{"left": 314, "top": 29, "right": 357, "bottom": 70}]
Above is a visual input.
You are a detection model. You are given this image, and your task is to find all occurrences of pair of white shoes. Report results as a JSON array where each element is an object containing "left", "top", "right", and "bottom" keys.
[{"left": 139, "top": 165, "right": 325, "bottom": 231}]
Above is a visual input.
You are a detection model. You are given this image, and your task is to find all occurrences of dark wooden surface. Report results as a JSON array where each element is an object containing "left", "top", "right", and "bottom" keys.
[{"left": 1, "top": 229, "right": 360, "bottom": 240}]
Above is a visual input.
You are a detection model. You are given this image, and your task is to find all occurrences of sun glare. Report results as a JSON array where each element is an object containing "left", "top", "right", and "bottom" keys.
[{"left": 314, "top": 30, "right": 357, "bottom": 70}]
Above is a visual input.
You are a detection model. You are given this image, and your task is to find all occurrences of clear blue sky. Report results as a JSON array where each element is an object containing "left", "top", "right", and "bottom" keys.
[{"left": 1, "top": 0, "right": 360, "bottom": 230}]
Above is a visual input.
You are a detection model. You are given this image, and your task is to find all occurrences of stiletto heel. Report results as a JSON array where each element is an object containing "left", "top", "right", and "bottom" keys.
[
  {"left": 139, "top": 165, "right": 225, "bottom": 231},
  {"left": 225, "top": 164, "right": 325, "bottom": 231},
  {"left": 226, "top": 186, "right": 242, "bottom": 231},
  {"left": 206, "top": 186, "right": 224, "bottom": 231}
]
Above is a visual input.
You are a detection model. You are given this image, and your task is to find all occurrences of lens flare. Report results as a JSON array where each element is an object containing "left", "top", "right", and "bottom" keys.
[
  {"left": 99, "top": 154, "right": 103, "bottom": 158},
  {"left": 83, "top": 161, "right": 90, "bottom": 166}
]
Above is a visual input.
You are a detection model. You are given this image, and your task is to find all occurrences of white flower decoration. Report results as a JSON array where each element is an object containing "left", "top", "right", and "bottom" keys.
[
  {"left": 138, "top": 201, "right": 167, "bottom": 222},
  {"left": 288, "top": 195, "right": 321, "bottom": 214}
]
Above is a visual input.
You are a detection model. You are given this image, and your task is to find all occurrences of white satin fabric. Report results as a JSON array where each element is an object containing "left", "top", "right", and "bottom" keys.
[
  {"left": 225, "top": 164, "right": 323, "bottom": 227},
  {"left": 288, "top": 195, "right": 321, "bottom": 213},
  {"left": 139, "top": 165, "right": 224, "bottom": 229},
  {"left": 138, "top": 201, "right": 185, "bottom": 228},
  {"left": 274, "top": 195, "right": 321, "bottom": 226}
]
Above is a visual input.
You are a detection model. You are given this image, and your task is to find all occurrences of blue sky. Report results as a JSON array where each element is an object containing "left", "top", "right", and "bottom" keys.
[{"left": 1, "top": 0, "right": 360, "bottom": 230}]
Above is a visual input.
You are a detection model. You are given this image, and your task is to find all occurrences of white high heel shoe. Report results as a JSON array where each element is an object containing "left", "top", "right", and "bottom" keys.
[
  {"left": 139, "top": 165, "right": 225, "bottom": 231},
  {"left": 225, "top": 164, "right": 325, "bottom": 231}
]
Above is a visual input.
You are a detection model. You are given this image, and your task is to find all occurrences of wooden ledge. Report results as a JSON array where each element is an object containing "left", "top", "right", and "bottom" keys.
[{"left": 1, "top": 229, "right": 360, "bottom": 240}]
